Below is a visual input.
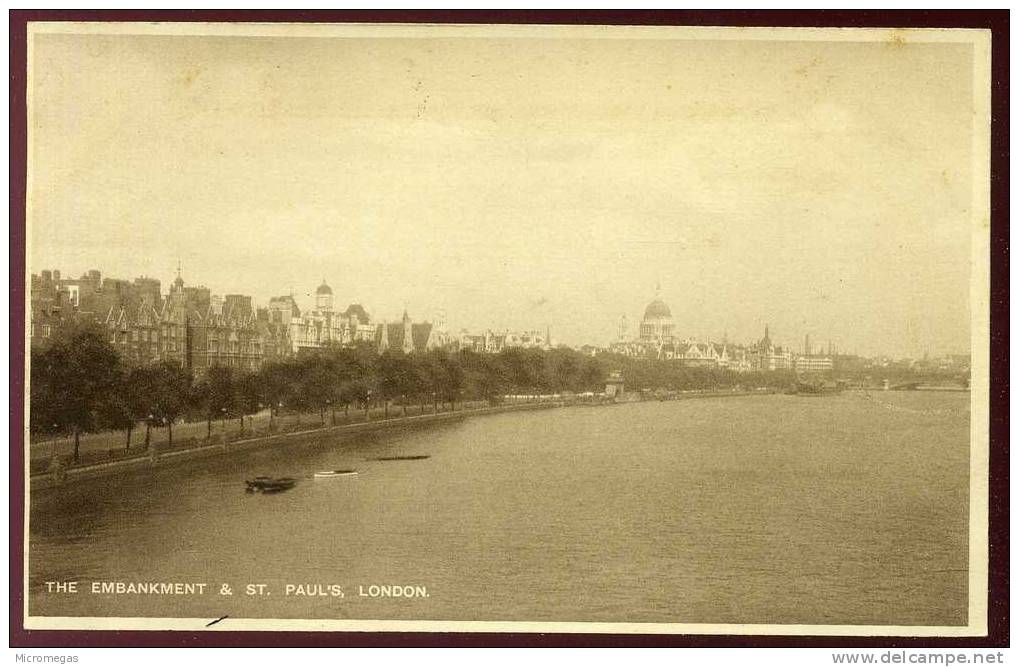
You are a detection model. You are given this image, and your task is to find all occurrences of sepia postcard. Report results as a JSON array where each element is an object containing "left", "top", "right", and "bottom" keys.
[{"left": 18, "top": 20, "right": 994, "bottom": 638}]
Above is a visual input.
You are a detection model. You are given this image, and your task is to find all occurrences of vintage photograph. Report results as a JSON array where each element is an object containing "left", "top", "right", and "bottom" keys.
[{"left": 21, "top": 21, "right": 991, "bottom": 635}]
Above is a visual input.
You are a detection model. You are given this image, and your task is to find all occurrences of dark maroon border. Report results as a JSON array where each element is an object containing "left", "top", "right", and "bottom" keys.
[{"left": 9, "top": 9, "right": 1009, "bottom": 649}]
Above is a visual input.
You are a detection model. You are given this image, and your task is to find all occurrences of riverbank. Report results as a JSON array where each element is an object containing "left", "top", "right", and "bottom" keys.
[
  {"left": 29, "top": 400, "right": 564, "bottom": 490},
  {"left": 28, "top": 388, "right": 779, "bottom": 490},
  {"left": 29, "top": 398, "right": 495, "bottom": 460}
]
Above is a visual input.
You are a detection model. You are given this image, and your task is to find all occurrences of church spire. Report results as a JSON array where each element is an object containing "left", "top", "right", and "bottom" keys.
[
  {"left": 173, "top": 260, "right": 184, "bottom": 289},
  {"left": 401, "top": 305, "right": 414, "bottom": 353}
]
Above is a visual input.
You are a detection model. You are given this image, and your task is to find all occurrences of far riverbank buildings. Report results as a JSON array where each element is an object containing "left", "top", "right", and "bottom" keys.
[
  {"left": 30, "top": 268, "right": 553, "bottom": 374},
  {"left": 609, "top": 286, "right": 833, "bottom": 373}
]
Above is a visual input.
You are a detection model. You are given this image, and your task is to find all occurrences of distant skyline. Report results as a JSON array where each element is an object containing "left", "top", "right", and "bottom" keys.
[{"left": 28, "top": 26, "right": 981, "bottom": 357}]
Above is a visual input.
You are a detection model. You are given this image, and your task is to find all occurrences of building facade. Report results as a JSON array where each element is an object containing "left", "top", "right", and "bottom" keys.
[
  {"left": 455, "top": 328, "right": 551, "bottom": 354},
  {"left": 283, "top": 282, "right": 376, "bottom": 354},
  {"left": 794, "top": 355, "right": 835, "bottom": 374},
  {"left": 749, "top": 325, "right": 792, "bottom": 371},
  {"left": 32, "top": 267, "right": 284, "bottom": 376},
  {"left": 639, "top": 291, "right": 675, "bottom": 342},
  {"left": 32, "top": 269, "right": 468, "bottom": 372},
  {"left": 375, "top": 309, "right": 456, "bottom": 354}
]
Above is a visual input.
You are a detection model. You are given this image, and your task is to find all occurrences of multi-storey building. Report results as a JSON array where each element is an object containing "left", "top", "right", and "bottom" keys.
[
  {"left": 30, "top": 269, "right": 166, "bottom": 344},
  {"left": 663, "top": 341, "right": 731, "bottom": 367},
  {"left": 749, "top": 326, "right": 792, "bottom": 371},
  {"left": 378, "top": 309, "right": 437, "bottom": 354},
  {"left": 794, "top": 354, "right": 834, "bottom": 374},
  {"left": 32, "top": 267, "right": 281, "bottom": 377},
  {"left": 289, "top": 282, "right": 346, "bottom": 351},
  {"left": 454, "top": 327, "right": 550, "bottom": 354},
  {"left": 255, "top": 311, "right": 293, "bottom": 363},
  {"left": 266, "top": 294, "right": 301, "bottom": 324},
  {"left": 191, "top": 308, "right": 264, "bottom": 373},
  {"left": 285, "top": 281, "right": 376, "bottom": 353}
]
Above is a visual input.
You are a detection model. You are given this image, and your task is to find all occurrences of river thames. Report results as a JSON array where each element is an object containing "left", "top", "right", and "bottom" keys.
[{"left": 28, "top": 391, "right": 970, "bottom": 626}]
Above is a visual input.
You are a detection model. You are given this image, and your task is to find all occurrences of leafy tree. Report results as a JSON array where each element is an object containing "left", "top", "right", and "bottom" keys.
[
  {"left": 543, "top": 348, "right": 581, "bottom": 393},
  {"left": 498, "top": 347, "right": 545, "bottom": 398},
  {"left": 404, "top": 353, "right": 433, "bottom": 413},
  {"left": 96, "top": 366, "right": 135, "bottom": 449},
  {"left": 29, "top": 326, "right": 122, "bottom": 462},
  {"left": 125, "top": 366, "right": 161, "bottom": 448},
  {"left": 418, "top": 351, "right": 448, "bottom": 412},
  {"left": 578, "top": 356, "right": 605, "bottom": 392},
  {"left": 377, "top": 351, "right": 410, "bottom": 418},
  {"left": 346, "top": 377, "right": 374, "bottom": 421},
  {"left": 148, "top": 361, "right": 193, "bottom": 448},
  {"left": 299, "top": 354, "right": 340, "bottom": 425},
  {"left": 234, "top": 370, "right": 262, "bottom": 435},
  {"left": 430, "top": 351, "right": 464, "bottom": 410},
  {"left": 193, "top": 365, "right": 236, "bottom": 440},
  {"left": 458, "top": 350, "right": 504, "bottom": 405},
  {"left": 256, "top": 361, "right": 292, "bottom": 431},
  {"left": 348, "top": 345, "right": 379, "bottom": 419}
]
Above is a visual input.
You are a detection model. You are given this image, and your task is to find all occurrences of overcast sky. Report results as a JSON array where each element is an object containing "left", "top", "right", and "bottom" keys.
[{"left": 28, "top": 28, "right": 979, "bottom": 356}]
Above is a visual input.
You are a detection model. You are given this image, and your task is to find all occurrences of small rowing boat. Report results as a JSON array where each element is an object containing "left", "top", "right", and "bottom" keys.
[
  {"left": 369, "top": 455, "right": 430, "bottom": 461},
  {"left": 314, "top": 469, "right": 359, "bottom": 478},
  {"left": 245, "top": 476, "right": 298, "bottom": 493}
]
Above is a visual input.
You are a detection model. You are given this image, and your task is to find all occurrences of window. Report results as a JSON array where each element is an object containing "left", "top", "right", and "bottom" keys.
[{"left": 42, "top": 324, "right": 51, "bottom": 338}]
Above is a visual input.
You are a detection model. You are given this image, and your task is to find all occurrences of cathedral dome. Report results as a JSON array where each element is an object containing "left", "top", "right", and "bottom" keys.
[
  {"left": 643, "top": 298, "right": 672, "bottom": 320},
  {"left": 316, "top": 281, "right": 332, "bottom": 295}
]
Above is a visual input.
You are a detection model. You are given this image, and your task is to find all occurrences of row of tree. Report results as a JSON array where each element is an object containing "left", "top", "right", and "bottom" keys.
[{"left": 30, "top": 324, "right": 797, "bottom": 462}]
